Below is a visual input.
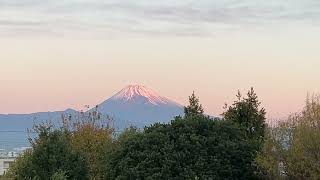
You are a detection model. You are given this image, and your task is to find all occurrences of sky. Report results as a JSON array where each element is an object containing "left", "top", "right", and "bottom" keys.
[{"left": 0, "top": 0, "right": 320, "bottom": 120}]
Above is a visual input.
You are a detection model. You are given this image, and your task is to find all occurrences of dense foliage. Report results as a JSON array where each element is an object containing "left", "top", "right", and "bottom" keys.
[
  {"left": 104, "top": 91, "right": 264, "bottom": 179},
  {"left": 255, "top": 128, "right": 284, "bottom": 179},
  {"left": 7, "top": 125, "right": 88, "bottom": 180},
  {"left": 106, "top": 116, "right": 258, "bottom": 179},
  {"left": 68, "top": 109, "right": 114, "bottom": 179},
  {"left": 7, "top": 89, "right": 320, "bottom": 179},
  {"left": 184, "top": 91, "right": 204, "bottom": 118},
  {"left": 224, "top": 88, "right": 266, "bottom": 150},
  {"left": 257, "top": 95, "right": 320, "bottom": 179},
  {"left": 6, "top": 107, "right": 113, "bottom": 180}
]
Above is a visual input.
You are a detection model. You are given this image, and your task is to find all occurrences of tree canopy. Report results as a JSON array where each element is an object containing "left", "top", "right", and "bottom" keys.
[
  {"left": 8, "top": 125, "right": 88, "bottom": 180},
  {"left": 224, "top": 88, "right": 266, "bottom": 149},
  {"left": 106, "top": 116, "right": 258, "bottom": 179},
  {"left": 6, "top": 89, "right": 269, "bottom": 180},
  {"left": 184, "top": 91, "right": 204, "bottom": 118}
]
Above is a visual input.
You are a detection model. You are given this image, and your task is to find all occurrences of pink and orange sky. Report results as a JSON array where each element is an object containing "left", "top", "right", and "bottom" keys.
[{"left": 1, "top": 0, "right": 320, "bottom": 120}]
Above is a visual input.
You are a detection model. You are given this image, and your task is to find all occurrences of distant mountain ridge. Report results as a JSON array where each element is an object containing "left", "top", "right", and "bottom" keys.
[
  {"left": 0, "top": 109, "right": 77, "bottom": 131},
  {"left": 0, "top": 85, "right": 184, "bottom": 150},
  {"left": 0, "top": 85, "right": 183, "bottom": 131}
]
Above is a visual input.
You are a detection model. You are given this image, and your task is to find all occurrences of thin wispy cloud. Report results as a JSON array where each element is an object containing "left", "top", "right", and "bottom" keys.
[{"left": 0, "top": 0, "right": 319, "bottom": 38}]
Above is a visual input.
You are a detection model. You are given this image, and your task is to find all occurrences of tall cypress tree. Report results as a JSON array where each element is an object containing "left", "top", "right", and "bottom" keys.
[
  {"left": 184, "top": 91, "right": 204, "bottom": 118},
  {"left": 223, "top": 88, "right": 266, "bottom": 149}
]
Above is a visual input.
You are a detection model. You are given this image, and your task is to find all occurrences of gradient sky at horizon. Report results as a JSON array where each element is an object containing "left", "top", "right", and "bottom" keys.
[{"left": 1, "top": 0, "right": 320, "bottom": 120}]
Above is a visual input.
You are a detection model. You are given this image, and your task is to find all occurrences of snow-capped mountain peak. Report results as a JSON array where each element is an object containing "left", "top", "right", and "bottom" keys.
[
  {"left": 97, "top": 85, "right": 184, "bottom": 129},
  {"left": 110, "top": 85, "right": 174, "bottom": 105}
]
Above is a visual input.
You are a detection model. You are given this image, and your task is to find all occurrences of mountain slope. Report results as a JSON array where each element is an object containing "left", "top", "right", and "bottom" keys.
[
  {"left": 94, "top": 85, "right": 184, "bottom": 130},
  {"left": 0, "top": 109, "right": 77, "bottom": 150},
  {"left": 0, "top": 85, "right": 184, "bottom": 150},
  {"left": 0, "top": 109, "right": 77, "bottom": 131}
]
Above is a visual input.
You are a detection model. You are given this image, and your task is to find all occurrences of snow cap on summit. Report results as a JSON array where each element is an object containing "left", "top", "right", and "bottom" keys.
[{"left": 110, "top": 85, "right": 176, "bottom": 105}]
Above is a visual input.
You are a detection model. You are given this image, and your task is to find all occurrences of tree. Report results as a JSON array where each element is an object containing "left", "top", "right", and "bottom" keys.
[
  {"left": 8, "top": 124, "right": 88, "bottom": 180},
  {"left": 70, "top": 123, "right": 113, "bottom": 179},
  {"left": 223, "top": 88, "right": 266, "bottom": 149},
  {"left": 8, "top": 107, "right": 115, "bottom": 179},
  {"left": 283, "top": 95, "right": 320, "bottom": 179},
  {"left": 255, "top": 128, "right": 285, "bottom": 179},
  {"left": 67, "top": 107, "right": 114, "bottom": 179},
  {"left": 184, "top": 91, "right": 204, "bottom": 118},
  {"left": 102, "top": 127, "right": 141, "bottom": 179},
  {"left": 107, "top": 115, "right": 258, "bottom": 179},
  {"left": 50, "top": 171, "right": 68, "bottom": 180},
  {"left": 4, "top": 149, "right": 34, "bottom": 179},
  {"left": 256, "top": 94, "right": 320, "bottom": 179}
]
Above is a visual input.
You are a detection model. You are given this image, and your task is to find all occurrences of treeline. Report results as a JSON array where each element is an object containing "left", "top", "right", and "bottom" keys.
[
  {"left": 257, "top": 95, "right": 320, "bottom": 179},
  {"left": 2, "top": 89, "right": 320, "bottom": 179}
]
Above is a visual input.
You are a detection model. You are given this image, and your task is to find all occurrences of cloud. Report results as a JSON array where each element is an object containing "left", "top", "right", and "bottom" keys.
[
  {"left": 0, "top": 0, "right": 319, "bottom": 38},
  {"left": 0, "top": 20, "right": 44, "bottom": 26}
]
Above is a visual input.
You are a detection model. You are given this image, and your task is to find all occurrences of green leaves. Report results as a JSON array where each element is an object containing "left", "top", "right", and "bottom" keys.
[
  {"left": 9, "top": 126, "right": 89, "bottom": 180},
  {"left": 184, "top": 92, "right": 204, "bottom": 118},
  {"left": 107, "top": 116, "right": 258, "bottom": 179},
  {"left": 224, "top": 88, "right": 266, "bottom": 150},
  {"left": 7, "top": 89, "right": 268, "bottom": 179},
  {"left": 256, "top": 94, "right": 320, "bottom": 179}
]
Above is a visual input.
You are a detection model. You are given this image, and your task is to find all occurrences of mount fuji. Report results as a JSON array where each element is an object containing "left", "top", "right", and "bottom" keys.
[
  {"left": 0, "top": 85, "right": 183, "bottom": 131},
  {"left": 94, "top": 85, "right": 184, "bottom": 130},
  {"left": 0, "top": 85, "right": 184, "bottom": 149}
]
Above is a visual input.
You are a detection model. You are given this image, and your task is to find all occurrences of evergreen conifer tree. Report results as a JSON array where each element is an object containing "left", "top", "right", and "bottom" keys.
[
  {"left": 184, "top": 91, "right": 204, "bottom": 117},
  {"left": 224, "top": 88, "right": 266, "bottom": 148}
]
